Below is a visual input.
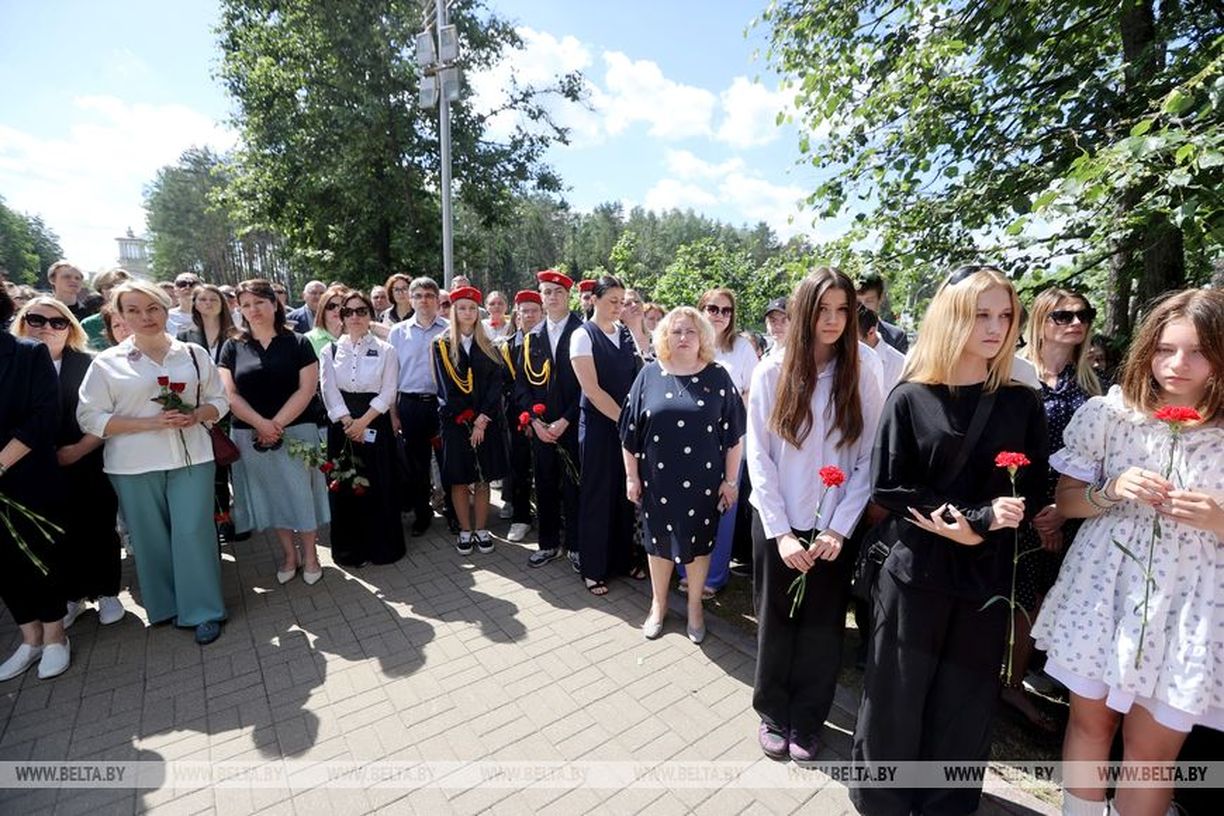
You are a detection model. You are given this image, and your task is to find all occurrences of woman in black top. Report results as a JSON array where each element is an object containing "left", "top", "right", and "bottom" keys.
[
  {"left": 219, "top": 279, "right": 330, "bottom": 585},
  {"left": 571, "top": 275, "right": 644, "bottom": 596},
  {"left": 850, "top": 266, "right": 1048, "bottom": 816},
  {"left": 0, "top": 287, "right": 71, "bottom": 682},
  {"left": 179, "top": 284, "right": 239, "bottom": 541},
  {"left": 432, "top": 286, "right": 509, "bottom": 555},
  {"left": 14, "top": 297, "right": 125, "bottom": 629}
]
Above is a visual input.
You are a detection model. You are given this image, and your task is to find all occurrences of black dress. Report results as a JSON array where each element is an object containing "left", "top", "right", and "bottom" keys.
[
  {"left": 432, "top": 334, "right": 509, "bottom": 485},
  {"left": 0, "top": 335, "right": 65, "bottom": 625},
  {"left": 620, "top": 361, "right": 745, "bottom": 564},
  {"left": 56, "top": 347, "right": 121, "bottom": 601}
]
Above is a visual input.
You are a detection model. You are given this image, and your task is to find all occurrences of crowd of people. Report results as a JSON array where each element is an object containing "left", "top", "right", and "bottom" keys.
[{"left": 1, "top": 258, "right": 1221, "bottom": 816}]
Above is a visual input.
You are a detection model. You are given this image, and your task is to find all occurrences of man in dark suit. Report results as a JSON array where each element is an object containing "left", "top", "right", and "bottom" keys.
[
  {"left": 855, "top": 272, "right": 909, "bottom": 354},
  {"left": 514, "top": 270, "right": 584, "bottom": 570},
  {"left": 286, "top": 280, "right": 325, "bottom": 333}
]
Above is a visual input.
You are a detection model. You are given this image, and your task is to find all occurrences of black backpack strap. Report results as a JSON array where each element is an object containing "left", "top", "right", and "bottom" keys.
[{"left": 933, "top": 389, "right": 997, "bottom": 494}]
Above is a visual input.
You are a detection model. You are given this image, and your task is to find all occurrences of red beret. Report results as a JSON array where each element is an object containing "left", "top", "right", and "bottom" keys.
[
  {"left": 449, "top": 286, "right": 482, "bottom": 305},
  {"left": 514, "top": 290, "right": 542, "bottom": 305},
  {"left": 536, "top": 269, "right": 573, "bottom": 290},
  {"left": 577, "top": 279, "right": 596, "bottom": 294}
]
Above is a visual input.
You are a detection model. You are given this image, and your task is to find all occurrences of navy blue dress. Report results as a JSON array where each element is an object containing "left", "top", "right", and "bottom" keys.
[
  {"left": 620, "top": 361, "right": 745, "bottom": 564},
  {"left": 576, "top": 322, "right": 640, "bottom": 582}
]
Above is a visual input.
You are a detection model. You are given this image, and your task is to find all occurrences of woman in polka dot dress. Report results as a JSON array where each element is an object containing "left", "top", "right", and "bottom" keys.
[
  {"left": 745, "top": 268, "right": 882, "bottom": 762},
  {"left": 1032, "top": 288, "right": 1224, "bottom": 816},
  {"left": 620, "top": 306, "right": 745, "bottom": 642}
]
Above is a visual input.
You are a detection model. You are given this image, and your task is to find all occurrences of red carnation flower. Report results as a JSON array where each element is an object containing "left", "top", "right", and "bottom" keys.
[
  {"left": 1154, "top": 406, "right": 1202, "bottom": 425},
  {"left": 319, "top": 461, "right": 335, "bottom": 474},
  {"left": 518, "top": 411, "right": 531, "bottom": 431},
  {"left": 352, "top": 484, "right": 367, "bottom": 497},
  {"left": 214, "top": 512, "right": 231, "bottom": 524},
  {"left": 532, "top": 403, "right": 547, "bottom": 416},
  {"left": 328, "top": 480, "right": 340, "bottom": 493},
  {"left": 169, "top": 382, "right": 186, "bottom": 394},
  {"left": 157, "top": 375, "right": 170, "bottom": 387},
  {"left": 818, "top": 465, "right": 847, "bottom": 488},
  {"left": 455, "top": 409, "right": 476, "bottom": 426},
  {"left": 994, "top": 452, "right": 1032, "bottom": 471}
]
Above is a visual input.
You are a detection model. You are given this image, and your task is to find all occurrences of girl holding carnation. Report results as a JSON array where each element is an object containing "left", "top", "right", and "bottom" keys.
[
  {"left": 746, "top": 268, "right": 883, "bottom": 762},
  {"left": 1031, "top": 288, "right": 1224, "bottom": 816},
  {"left": 432, "top": 286, "right": 509, "bottom": 555},
  {"left": 850, "top": 265, "right": 1047, "bottom": 816}
]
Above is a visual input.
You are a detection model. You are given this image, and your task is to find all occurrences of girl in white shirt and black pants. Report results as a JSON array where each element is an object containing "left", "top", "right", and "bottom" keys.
[{"left": 746, "top": 269, "right": 882, "bottom": 761}]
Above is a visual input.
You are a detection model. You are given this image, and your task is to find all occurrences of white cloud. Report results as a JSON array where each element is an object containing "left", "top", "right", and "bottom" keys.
[
  {"left": 664, "top": 149, "right": 744, "bottom": 180},
  {"left": 598, "top": 52, "right": 716, "bottom": 140},
  {"left": 714, "top": 77, "right": 790, "bottom": 149},
  {"left": 643, "top": 178, "right": 719, "bottom": 211},
  {"left": 0, "top": 95, "right": 235, "bottom": 271}
]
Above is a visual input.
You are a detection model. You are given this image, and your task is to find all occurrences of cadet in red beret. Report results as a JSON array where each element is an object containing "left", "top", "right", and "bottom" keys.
[
  {"left": 431, "top": 286, "right": 510, "bottom": 555},
  {"left": 513, "top": 269, "right": 585, "bottom": 568},
  {"left": 577, "top": 279, "right": 597, "bottom": 319},
  {"left": 499, "top": 290, "right": 545, "bottom": 542}
]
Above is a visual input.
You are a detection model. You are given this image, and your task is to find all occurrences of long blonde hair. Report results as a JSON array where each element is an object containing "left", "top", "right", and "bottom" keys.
[
  {"left": 445, "top": 298, "right": 502, "bottom": 367},
  {"left": 1020, "top": 287, "right": 1101, "bottom": 396},
  {"left": 902, "top": 265, "right": 1020, "bottom": 392}
]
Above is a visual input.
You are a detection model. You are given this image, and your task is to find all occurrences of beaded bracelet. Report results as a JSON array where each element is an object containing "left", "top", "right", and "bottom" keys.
[{"left": 1085, "top": 483, "right": 1120, "bottom": 511}]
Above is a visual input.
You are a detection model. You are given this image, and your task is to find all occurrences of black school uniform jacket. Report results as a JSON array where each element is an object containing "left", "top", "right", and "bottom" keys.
[{"left": 513, "top": 312, "right": 583, "bottom": 427}]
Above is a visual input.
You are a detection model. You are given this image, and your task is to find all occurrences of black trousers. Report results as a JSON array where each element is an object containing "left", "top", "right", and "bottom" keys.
[
  {"left": 396, "top": 394, "right": 439, "bottom": 522},
  {"left": 60, "top": 458, "right": 121, "bottom": 600},
  {"left": 751, "top": 510, "right": 851, "bottom": 740},
  {"left": 508, "top": 427, "right": 534, "bottom": 524},
  {"left": 850, "top": 567, "right": 1007, "bottom": 816},
  {"left": 531, "top": 429, "right": 579, "bottom": 552},
  {"left": 578, "top": 410, "right": 634, "bottom": 582}
]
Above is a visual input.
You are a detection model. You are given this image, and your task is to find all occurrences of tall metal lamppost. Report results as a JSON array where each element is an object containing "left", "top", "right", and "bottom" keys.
[{"left": 416, "top": 0, "right": 460, "bottom": 288}]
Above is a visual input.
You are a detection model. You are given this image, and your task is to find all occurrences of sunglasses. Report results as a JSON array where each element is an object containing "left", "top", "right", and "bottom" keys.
[
  {"left": 946, "top": 265, "right": 992, "bottom": 286},
  {"left": 323, "top": 302, "right": 341, "bottom": 311},
  {"left": 703, "top": 304, "right": 734, "bottom": 318},
  {"left": 1049, "top": 307, "right": 1096, "bottom": 326},
  {"left": 340, "top": 306, "right": 370, "bottom": 318},
  {"left": 174, "top": 280, "right": 200, "bottom": 289},
  {"left": 23, "top": 313, "right": 71, "bottom": 331}
]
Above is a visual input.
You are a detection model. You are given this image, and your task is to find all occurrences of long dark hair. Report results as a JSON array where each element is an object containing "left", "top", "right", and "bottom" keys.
[
  {"left": 235, "top": 278, "right": 290, "bottom": 339},
  {"left": 191, "top": 284, "right": 238, "bottom": 345},
  {"left": 768, "top": 267, "right": 863, "bottom": 449}
]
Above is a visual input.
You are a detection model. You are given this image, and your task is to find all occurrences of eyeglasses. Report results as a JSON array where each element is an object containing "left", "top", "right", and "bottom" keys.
[
  {"left": 323, "top": 302, "right": 341, "bottom": 311},
  {"left": 174, "top": 280, "right": 200, "bottom": 289},
  {"left": 392, "top": 286, "right": 411, "bottom": 294},
  {"left": 440, "top": 301, "right": 451, "bottom": 308},
  {"left": 340, "top": 306, "right": 370, "bottom": 318},
  {"left": 410, "top": 291, "right": 437, "bottom": 300},
  {"left": 703, "top": 304, "right": 734, "bottom": 318},
  {"left": 1049, "top": 307, "right": 1096, "bottom": 326},
  {"left": 23, "top": 313, "right": 71, "bottom": 331}
]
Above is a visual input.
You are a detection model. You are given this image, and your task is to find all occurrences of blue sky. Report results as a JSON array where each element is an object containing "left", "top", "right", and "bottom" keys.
[{"left": 0, "top": 0, "right": 830, "bottom": 272}]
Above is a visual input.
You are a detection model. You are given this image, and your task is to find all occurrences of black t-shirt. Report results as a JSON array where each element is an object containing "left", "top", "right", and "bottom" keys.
[
  {"left": 67, "top": 300, "right": 96, "bottom": 321},
  {"left": 218, "top": 332, "right": 318, "bottom": 429}
]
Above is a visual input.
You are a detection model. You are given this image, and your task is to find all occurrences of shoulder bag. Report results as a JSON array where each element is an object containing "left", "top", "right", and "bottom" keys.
[{"left": 189, "top": 346, "right": 241, "bottom": 467}]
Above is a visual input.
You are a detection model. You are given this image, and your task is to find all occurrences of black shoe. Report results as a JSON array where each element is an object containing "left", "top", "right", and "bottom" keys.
[
  {"left": 729, "top": 561, "right": 752, "bottom": 578},
  {"left": 447, "top": 517, "right": 461, "bottom": 535},
  {"left": 231, "top": 529, "right": 251, "bottom": 542},
  {"left": 218, "top": 522, "right": 236, "bottom": 543}
]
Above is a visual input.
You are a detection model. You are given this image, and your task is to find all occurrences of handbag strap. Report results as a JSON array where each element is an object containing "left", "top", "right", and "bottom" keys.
[
  {"left": 933, "top": 389, "right": 997, "bottom": 493},
  {"left": 187, "top": 345, "right": 205, "bottom": 419}
]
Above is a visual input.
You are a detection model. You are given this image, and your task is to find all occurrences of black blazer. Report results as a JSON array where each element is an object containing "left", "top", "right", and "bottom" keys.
[
  {"left": 0, "top": 334, "right": 61, "bottom": 504},
  {"left": 514, "top": 312, "right": 583, "bottom": 427}
]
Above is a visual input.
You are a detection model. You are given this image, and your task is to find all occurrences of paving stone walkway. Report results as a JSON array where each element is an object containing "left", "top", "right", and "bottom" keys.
[{"left": 0, "top": 509, "right": 1057, "bottom": 815}]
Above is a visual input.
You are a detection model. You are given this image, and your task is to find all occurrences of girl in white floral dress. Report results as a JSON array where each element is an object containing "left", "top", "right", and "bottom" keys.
[{"left": 1032, "top": 289, "right": 1224, "bottom": 816}]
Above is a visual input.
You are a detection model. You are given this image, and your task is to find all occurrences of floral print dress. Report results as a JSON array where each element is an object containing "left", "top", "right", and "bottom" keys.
[{"left": 1031, "top": 387, "right": 1224, "bottom": 731}]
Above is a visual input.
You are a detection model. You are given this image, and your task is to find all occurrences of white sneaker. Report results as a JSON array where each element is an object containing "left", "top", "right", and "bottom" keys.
[
  {"left": 499, "top": 503, "right": 514, "bottom": 520},
  {"left": 37, "top": 639, "right": 70, "bottom": 679},
  {"left": 0, "top": 644, "right": 42, "bottom": 682},
  {"left": 507, "top": 523, "right": 530, "bottom": 542},
  {"left": 97, "top": 596, "right": 125, "bottom": 625},
  {"left": 63, "top": 600, "right": 85, "bottom": 629}
]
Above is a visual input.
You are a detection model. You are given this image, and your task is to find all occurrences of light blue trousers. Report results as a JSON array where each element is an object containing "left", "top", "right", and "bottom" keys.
[{"left": 110, "top": 463, "right": 226, "bottom": 628}]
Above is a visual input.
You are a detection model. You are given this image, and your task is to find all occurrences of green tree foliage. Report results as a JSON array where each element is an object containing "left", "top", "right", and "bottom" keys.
[
  {"left": 144, "top": 147, "right": 293, "bottom": 284},
  {"left": 0, "top": 195, "right": 63, "bottom": 286},
  {"left": 651, "top": 238, "right": 803, "bottom": 327},
  {"left": 761, "top": 0, "right": 1223, "bottom": 334},
  {"left": 216, "top": 0, "right": 583, "bottom": 288}
]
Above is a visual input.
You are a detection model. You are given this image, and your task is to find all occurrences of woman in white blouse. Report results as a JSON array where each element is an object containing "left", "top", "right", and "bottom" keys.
[
  {"left": 319, "top": 290, "right": 405, "bottom": 566},
  {"left": 746, "top": 268, "right": 881, "bottom": 762},
  {"left": 77, "top": 280, "right": 230, "bottom": 645},
  {"left": 679, "top": 287, "right": 761, "bottom": 600}
]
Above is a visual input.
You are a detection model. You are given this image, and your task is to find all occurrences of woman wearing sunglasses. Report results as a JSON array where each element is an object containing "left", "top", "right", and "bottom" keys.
[
  {"left": 303, "top": 284, "right": 348, "bottom": 357},
  {"left": 14, "top": 298, "right": 126, "bottom": 632},
  {"left": 0, "top": 289, "right": 72, "bottom": 681},
  {"left": 997, "top": 288, "right": 1104, "bottom": 732},
  {"left": 679, "top": 288, "right": 760, "bottom": 601},
  {"left": 219, "top": 279, "right": 329, "bottom": 586},
  {"left": 318, "top": 291, "right": 404, "bottom": 566}
]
